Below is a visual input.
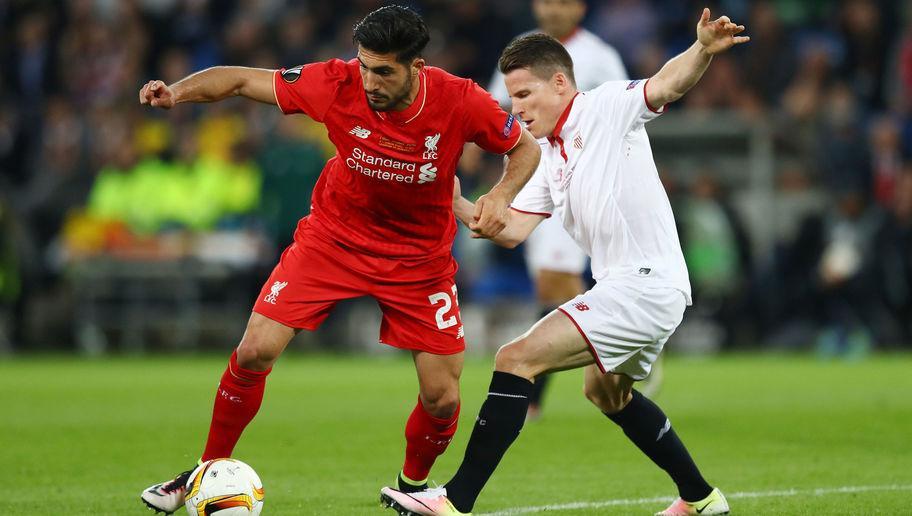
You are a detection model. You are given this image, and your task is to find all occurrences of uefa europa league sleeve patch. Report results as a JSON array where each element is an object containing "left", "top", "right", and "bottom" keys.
[
  {"left": 281, "top": 65, "right": 303, "bottom": 83},
  {"left": 502, "top": 114, "right": 515, "bottom": 138}
]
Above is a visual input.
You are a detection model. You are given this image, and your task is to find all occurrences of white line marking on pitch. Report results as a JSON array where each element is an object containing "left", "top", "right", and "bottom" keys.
[{"left": 480, "top": 484, "right": 912, "bottom": 515}]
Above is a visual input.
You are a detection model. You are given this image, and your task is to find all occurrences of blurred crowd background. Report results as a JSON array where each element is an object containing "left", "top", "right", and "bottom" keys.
[{"left": 1, "top": 0, "right": 911, "bottom": 356}]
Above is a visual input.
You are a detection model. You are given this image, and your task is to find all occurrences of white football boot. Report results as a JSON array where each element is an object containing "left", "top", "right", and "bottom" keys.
[
  {"left": 656, "top": 487, "right": 730, "bottom": 515},
  {"left": 380, "top": 486, "right": 470, "bottom": 515},
  {"left": 140, "top": 468, "right": 195, "bottom": 514}
]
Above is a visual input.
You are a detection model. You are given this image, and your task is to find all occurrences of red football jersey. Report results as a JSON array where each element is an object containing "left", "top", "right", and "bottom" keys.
[{"left": 273, "top": 59, "right": 522, "bottom": 261}]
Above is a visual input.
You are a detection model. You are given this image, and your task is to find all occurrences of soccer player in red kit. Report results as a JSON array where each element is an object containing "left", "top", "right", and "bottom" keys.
[{"left": 138, "top": 6, "right": 540, "bottom": 513}]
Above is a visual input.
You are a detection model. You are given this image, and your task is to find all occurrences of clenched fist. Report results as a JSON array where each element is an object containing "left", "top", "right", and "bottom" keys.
[{"left": 139, "top": 80, "right": 176, "bottom": 109}]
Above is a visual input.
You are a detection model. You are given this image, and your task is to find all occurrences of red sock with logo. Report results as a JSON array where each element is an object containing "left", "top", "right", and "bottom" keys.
[
  {"left": 402, "top": 398, "right": 460, "bottom": 483},
  {"left": 201, "top": 351, "right": 271, "bottom": 461}
]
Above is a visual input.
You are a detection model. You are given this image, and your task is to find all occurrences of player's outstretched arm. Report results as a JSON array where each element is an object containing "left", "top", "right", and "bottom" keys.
[
  {"left": 471, "top": 129, "right": 541, "bottom": 238},
  {"left": 453, "top": 177, "right": 544, "bottom": 248},
  {"left": 646, "top": 8, "right": 749, "bottom": 108},
  {"left": 139, "top": 67, "right": 277, "bottom": 109}
]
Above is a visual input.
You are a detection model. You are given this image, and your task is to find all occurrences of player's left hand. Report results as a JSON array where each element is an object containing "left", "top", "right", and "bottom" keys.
[
  {"left": 696, "top": 8, "right": 749, "bottom": 55},
  {"left": 470, "top": 191, "right": 509, "bottom": 238}
]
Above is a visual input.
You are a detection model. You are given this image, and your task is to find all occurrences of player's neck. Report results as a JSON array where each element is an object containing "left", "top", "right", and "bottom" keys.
[
  {"left": 548, "top": 90, "right": 580, "bottom": 139},
  {"left": 380, "top": 70, "right": 427, "bottom": 124},
  {"left": 558, "top": 89, "right": 579, "bottom": 114},
  {"left": 393, "top": 72, "right": 424, "bottom": 112}
]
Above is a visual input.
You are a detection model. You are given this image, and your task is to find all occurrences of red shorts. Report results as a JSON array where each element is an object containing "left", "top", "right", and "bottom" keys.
[{"left": 253, "top": 222, "right": 464, "bottom": 355}]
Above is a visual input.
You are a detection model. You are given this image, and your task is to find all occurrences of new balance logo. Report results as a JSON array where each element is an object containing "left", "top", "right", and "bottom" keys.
[
  {"left": 418, "top": 162, "right": 438, "bottom": 184},
  {"left": 573, "top": 302, "right": 590, "bottom": 311},
  {"left": 573, "top": 133, "right": 583, "bottom": 149},
  {"left": 349, "top": 126, "right": 371, "bottom": 139},
  {"left": 264, "top": 281, "right": 288, "bottom": 304},
  {"left": 456, "top": 325, "right": 465, "bottom": 339},
  {"left": 423, "top": 133, "right": 440, "bottom": 160}
]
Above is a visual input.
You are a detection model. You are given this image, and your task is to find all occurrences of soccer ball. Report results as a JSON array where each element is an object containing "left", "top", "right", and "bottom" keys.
[{"left": 184, "top": 459, "right": 264, "bottom": 515}]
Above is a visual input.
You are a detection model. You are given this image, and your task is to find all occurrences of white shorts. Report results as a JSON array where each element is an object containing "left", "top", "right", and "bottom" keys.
[
  {"left": 558, "top": 280, "right": 687, "bottom": 380},
  {"left": 524, "top": 216, "right": 588, "bottom": 275}
]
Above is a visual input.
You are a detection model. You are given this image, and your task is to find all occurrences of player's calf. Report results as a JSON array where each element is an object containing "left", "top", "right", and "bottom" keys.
[{"left": 401, "top": 397, "right": 460, "bottom": 489}]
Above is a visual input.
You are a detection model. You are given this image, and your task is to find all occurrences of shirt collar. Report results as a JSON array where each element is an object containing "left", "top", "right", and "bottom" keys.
[
  {"left": 375, "top": 70, "right": 427, "bottom": 125},
  {"left": 547, "top": 92, "right": 579, "bottom": 146}
]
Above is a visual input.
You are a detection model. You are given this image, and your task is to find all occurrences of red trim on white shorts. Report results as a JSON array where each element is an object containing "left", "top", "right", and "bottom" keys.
[{"left": 557, "top": 307, "right": 606, "bottom": 374}]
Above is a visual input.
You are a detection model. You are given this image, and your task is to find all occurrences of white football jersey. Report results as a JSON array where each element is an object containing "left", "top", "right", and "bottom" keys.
[
  {"left": 488, "top": 28, "right": 627, "bottom": 105},
  {"left": 511, "top": 79, "right": 692, "bottom": 304}
]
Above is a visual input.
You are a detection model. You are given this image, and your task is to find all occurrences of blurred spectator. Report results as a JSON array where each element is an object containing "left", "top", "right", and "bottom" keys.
[
  {"left": 679, "top": 172, "right": 752, "bottom": 347},
  {"left": 589, "top": 0, "right": 658, "bottom": 67},
  {"left": 8, "top": 9, "right": 56, "bottom": 108},
  {"left": 739, "top": 1, "right": 795, "bottom": 107},
  {"left": 19, "top": 97, "right": 89, "bottom": 257},
  {"left": 815, "top": 187, "right": 886, "bottom": 356},
  {"left": 781, "top": 37, "right": 839, "bottom": 124},
  {"left": 256, "top": 116, "right": 325, "bottom": 250},
  {"left": 816, "top": 82, "right": 872, "bottom": 198},
  {"left": 872, "top": 167, "right": 912, "bottom": 345},
  {"left": 869, "top": 115, "right": 904, "bottom": 207},
  {"left": 0, "top": 197, "right": 22, "bottom": 349},
  {"left": 838, "top": 0, "right": 895, "bottom": 110}
]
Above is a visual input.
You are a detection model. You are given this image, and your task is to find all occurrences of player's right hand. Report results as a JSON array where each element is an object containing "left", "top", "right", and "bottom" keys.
[
  {"left": 470, "top": 191, "right": 509, "bottom": 239},
  {"left": 139, "top": 80, "right": 176, "bottom": 109}
]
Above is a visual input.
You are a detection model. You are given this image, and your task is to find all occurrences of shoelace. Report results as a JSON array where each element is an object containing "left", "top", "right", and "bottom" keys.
[
  {"left": 419, "top": 485, "right": 447, "bottom": 499},
  {"left": 162, "top": 470, "right": 193, "bottom": 493}
]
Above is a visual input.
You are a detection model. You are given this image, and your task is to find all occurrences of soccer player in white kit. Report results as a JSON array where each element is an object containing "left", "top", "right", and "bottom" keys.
[
  {"left": 487, "top": 0, "right": 630, "bottom": 419},
  {"left": 381, "top": 8, "right": 748, "bottom": 516}
]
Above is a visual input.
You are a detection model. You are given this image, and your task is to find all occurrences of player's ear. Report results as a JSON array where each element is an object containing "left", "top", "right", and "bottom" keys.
[
  {"left": 410, "top": 58, "right": 425, "bottom": 77},
  {"left": 552, "top": 72, "right": 570, "bottom": 93}
]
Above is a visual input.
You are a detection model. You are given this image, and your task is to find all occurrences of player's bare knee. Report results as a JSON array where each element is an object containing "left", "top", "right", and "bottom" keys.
[
  {"left": 421, "top": 389, "right": 460, "bottom": 418},
  {"left": 494, "top": 341, "right": 540, "bottom": 380},
  {"left": 236, "top": 335, "right": 280, "bottom": 371}
]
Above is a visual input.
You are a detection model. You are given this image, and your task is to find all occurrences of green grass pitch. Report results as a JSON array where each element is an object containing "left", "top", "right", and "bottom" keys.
[{"left": 2, "top": 353, "right": 911, "bottom": 515}]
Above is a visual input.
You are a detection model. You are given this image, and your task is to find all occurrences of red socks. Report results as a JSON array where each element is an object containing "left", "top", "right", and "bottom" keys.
[
  {"left": 202, "top": 351, "right": 271, "bottom": 461},
  {"left": 200, "top": 353, "right": 457, "bottom": 483},
  {"left": 402, "top": 398, "right": 460, "bottom": 483}
]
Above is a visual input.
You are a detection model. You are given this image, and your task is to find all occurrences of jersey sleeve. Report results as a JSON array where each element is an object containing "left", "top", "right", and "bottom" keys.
[
  {"left": 273, "top": 59, "right": 351, "bottom": 122},
  {"left": 461, "top": 81, "right": 522, "bottom": 155},
  {"left": 589, "top": 78, "right": 664, "bottom": 135},
  {"left": 510, "top": 158, "right": 553, "bottom": 217}
]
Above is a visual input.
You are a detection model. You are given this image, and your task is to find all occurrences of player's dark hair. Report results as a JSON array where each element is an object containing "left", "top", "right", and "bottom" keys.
[
  {"left": 498, "top": 33, "right": 576, "bottom": 87},
  {"left": 353, "top": 5, "right": 430, "bottom": 64}
]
